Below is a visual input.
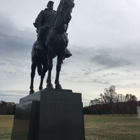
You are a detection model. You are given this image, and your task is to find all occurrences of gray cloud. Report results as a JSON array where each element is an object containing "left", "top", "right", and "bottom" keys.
[
  {"left": 68, "top": 45, "right": 138, "bottom": 71},
  {"left": 85, "top": 45, "right": 140, "bottom": 69},
  {"left": 0, "top": 15, "right": 35, "bottom": 60},
  {"left": 0, "top": 32, "right": 32, "bottom": 60},
  {"left": 0, "top": 14, "right": 139, "bottom": 72},
  {"left": 102, "top": 73, "right": 118, "bottom": 77},
  {"left": 0, "top": 90, "right": 28, "bottom": 96},
  {"left": 0, "top": 16, "right": 34, "bottom": 79},
  {"left": 91, "top": 54, "right": 132, "bottom": 68},
  {"left": 93, "top": 79, "right": 110, "bottom": 85}
]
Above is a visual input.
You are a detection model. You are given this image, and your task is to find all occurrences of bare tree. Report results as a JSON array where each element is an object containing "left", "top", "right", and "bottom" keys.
[
  {"left": 100, "top": 85, "right": 117, "bottom": 115},
  {"left": 89, "top": 98, "right": 100, "bottom": 114},
  {"left": 116, "top": 94, "right": 126, "bottom": 115},
  {"left": 89, "top": 98, "right": 100, "bottom": 106},
  {"left": 125, "top": 94, "right": 137, "bottom": 115}
]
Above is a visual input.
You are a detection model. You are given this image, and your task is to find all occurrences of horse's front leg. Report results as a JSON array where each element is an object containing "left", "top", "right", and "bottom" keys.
[
  {"left": 46, "top": 54, "right": 54, "bottom": 89},
  {"left": 30, "top": 63, "right": 36, "bottom": 94},
  {"left": 55, "top": 53, "right": 64, "bottom": 89},
  {"left": 39, "top": 62, "right": 47, "bottom": 90}
]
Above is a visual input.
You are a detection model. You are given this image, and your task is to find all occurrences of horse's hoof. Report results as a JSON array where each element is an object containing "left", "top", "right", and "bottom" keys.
[
  {"left": 39, "top": 86, "right": 43, "bottom": 90},
  {"left": 55, "top": 83, "right": 62, "bottom": 89},
  {"left": 29, "top": 89, "right": 35, "bottom": 94},
  {"left": 47, "top": 83, "right": 54, "bottom": 89}
]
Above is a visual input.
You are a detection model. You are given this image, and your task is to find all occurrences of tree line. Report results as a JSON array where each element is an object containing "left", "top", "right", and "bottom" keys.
[
  {"left": 83, "top": 85, "right": 140, "bottom": 115},
  {"left": 1, "top": 86, "right": 139, "bottom": 116},
  {"left": 0, "top": 101, "right": 16, "bottom": 115}
]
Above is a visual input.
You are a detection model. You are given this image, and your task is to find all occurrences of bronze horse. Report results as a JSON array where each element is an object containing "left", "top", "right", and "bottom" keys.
[{"left": 30, "top": 0, "right": 75, "bottom": 93}]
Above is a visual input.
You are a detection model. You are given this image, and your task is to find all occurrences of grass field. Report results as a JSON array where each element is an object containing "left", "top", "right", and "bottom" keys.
[
  {"left": 0, "top": 115, "right": 140, "bottom": 140},
  {"left": 0, "top": 115, "right": 14, "bottom": 140},
  {"left": 85, "top": 115, "right": 140, "bottom": 140}
]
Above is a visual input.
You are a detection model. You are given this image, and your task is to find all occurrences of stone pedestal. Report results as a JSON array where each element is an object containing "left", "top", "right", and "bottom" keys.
[
  {"left": 137, "top": 106, "right": 140, "bottom": 119},
  {"left": 11, "top": 89, "right": 85, "bottom": 140}
]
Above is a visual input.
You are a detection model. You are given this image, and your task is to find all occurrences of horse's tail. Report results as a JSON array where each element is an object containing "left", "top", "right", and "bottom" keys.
[{"left": 37, "top": 63, "right": 42, "bottom": 76}]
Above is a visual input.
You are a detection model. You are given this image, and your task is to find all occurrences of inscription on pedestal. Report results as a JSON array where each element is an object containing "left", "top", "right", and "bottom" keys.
[{"left": 39, "top": 91, "right": 85, "bottom": 140}]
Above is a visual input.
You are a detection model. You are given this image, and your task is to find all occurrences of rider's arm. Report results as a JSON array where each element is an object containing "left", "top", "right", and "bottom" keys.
[{"left": 33, "top": 10, "right": 44, "bottom": 29}]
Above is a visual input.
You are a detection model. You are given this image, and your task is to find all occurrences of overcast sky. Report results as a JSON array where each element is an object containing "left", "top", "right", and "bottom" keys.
[{"left": 0, "top": 0, "right": 140, "bottom": 106}]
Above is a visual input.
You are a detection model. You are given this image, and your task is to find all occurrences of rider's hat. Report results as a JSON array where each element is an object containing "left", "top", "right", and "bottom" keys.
[{"left": 48, "top": 1, "right": 54, "bottom": 5}]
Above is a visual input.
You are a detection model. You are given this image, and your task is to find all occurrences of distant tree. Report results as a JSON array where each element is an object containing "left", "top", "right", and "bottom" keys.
[
  {"left": 89, "top": 98, "right": 100, "bottom": 106},
  {"left": 86, "top": 86, "right": 139, "bottom": 115},
  {"left": 116, "top": 94, "right": 125, "bottom": 115},
  {"left": 100, "top": 85, "right": 117, "bottom": 115},
  {"left": 125, "top": 94, "right": 137, "bottom": 115},
  {"left": 98, "top": 97, "right": 110, "bottom": 115},
  {"left": 0, "top": 100, "right": 16, "bottom": 115},
  {"left": 83, "top": 106, "right": 90, "bottom": 115},
  {"left": 89, "top": 98, "right": 100, "bottom": 114}
]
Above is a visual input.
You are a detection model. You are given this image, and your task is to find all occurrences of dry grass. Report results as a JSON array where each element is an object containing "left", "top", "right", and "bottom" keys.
[
  {"left": 0, "top": 115, "right": 140, "bottom": 140},
  {"left": 85, "top": 115, "right": 140, "bottom": 140},
  {"left": 0, "top": 115, "right": 14, "bottom": 139}
]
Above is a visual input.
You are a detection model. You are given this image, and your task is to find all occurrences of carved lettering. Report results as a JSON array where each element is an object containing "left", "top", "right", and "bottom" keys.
[{"left": 46, "top": 104, "right": 77, "bottom": 111}]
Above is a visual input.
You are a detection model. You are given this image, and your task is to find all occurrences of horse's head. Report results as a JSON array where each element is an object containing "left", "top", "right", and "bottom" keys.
[
  {"left": 61, "top": 0, "right": 75, "bottom": 24},
  {"left": 53, "top": 0, "right": 75, "bottom": 29}
]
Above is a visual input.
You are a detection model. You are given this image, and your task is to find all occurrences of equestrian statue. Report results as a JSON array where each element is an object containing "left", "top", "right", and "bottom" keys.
[{"left": 29, "top": 0, "right": 75, "bottom": 94}]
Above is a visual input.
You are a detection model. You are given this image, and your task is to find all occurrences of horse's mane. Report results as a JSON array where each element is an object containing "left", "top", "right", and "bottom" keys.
[{"left": 53, "top": 0, "right": 65, "bottom": 29}]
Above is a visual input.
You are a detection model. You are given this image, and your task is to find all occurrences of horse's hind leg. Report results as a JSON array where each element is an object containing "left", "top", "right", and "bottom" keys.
[
  {"left": 39, "top": 62, "right": 47, "bottom": 90},
  {"left": 30, "top": 63, "right": 36, "bottom": 94},
  {"left": 55, "top": 54, "right": 64, "bottom": 89}
]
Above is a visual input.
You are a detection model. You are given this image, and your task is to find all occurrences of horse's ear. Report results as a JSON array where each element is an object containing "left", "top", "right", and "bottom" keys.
[{"left": 73, "top": 3, "right": 75, "bottom": 8}]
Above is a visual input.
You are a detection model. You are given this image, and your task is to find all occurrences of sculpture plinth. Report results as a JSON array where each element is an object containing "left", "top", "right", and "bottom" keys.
[{"left": 11, "top": 89, "right": 85, "bottom": 140}]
